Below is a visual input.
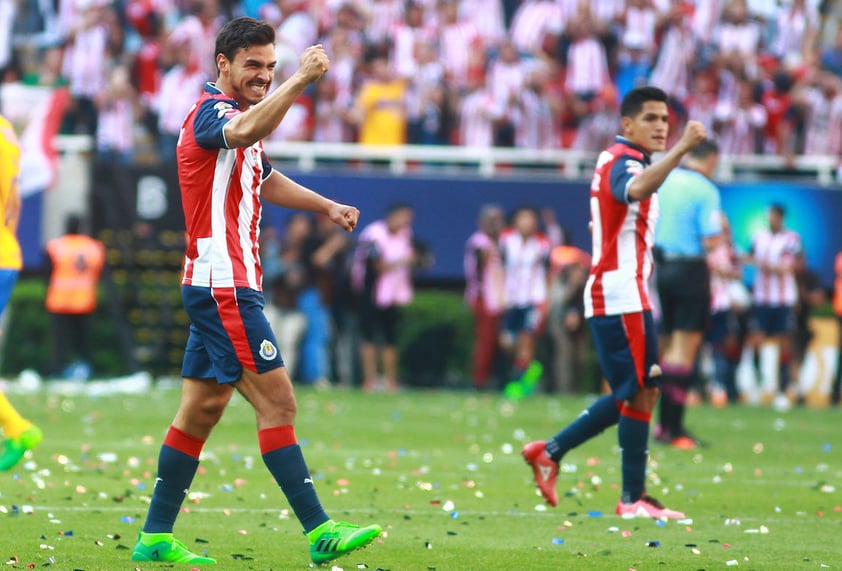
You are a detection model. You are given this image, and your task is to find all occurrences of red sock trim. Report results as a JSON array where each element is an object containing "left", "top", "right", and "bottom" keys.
[
  {"left": 163, "top": 425, "right": 205, "bottom": 459},
  {"left": 258, "top": 425, "right": 297, "bottom": 454},
  {"left": 619, "top": 405, "right": 652, "bottom": 423}
]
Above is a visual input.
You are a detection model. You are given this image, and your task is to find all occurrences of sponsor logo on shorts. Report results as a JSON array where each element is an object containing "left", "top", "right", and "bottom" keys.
[{"left": 259, "top": 339, "right": 278, "bottom": 360}]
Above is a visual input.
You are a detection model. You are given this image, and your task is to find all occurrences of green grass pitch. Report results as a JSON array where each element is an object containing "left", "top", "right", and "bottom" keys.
[{"left": 1, "top": 387, "right": 840, "bottom": 570}]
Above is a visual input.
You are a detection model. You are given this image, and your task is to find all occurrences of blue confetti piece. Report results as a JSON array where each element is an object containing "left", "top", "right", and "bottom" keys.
[
  {"left": 136, "top": 483, "right": 146, "bottom": 490},
  {"left": 552, "top": 538, "right": 565, "bottom": 545},
  {"left": 655, "top": 519, "right": 666, "bottom": 527},
  {"left": 822, "top": 443, "right": 832, "bottom": 453},
  {"left": 220, "top": 484, "right": 234, "bottom": 492},
  {"left": 587, "top": 511, "right": 602, "bottom": 518},
  {"left": 450, "top": 512, "right": 459, "bottom": 519},
  {"left": 646, "top": 540, "right": 660, "bottom": 547},
  {"left": 121, "top": 515, "right": 135, "bottom": 524}
]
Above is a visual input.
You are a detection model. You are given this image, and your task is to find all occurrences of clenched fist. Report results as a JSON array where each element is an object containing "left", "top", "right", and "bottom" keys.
[
  {"left": 299, "top": 45, "right": 330, "bottom": 83},
  {"left": 677, "top": 120, "right": 707, "bottom": 154}
]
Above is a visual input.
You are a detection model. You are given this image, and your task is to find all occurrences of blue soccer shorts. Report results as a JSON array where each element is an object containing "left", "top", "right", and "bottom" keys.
[
  {"left": 588, "top": 310, "right": 660, "bottom": 402},
  {"left": 181, "top": 286, "right": 284, "bottom": 383},
  {"left": 0, "top": 269, "right": 18, "bottom": 316},
  {"left": 750, "top": 304, "right": 794, "bottom": 336}
]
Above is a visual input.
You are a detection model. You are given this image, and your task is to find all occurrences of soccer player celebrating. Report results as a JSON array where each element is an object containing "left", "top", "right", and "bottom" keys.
[
  {"left": 522, "top": 86, "right": 706, "bottom": 519},
  {"left": 131, "top": 18, "right": 381, "bottom": 566}
]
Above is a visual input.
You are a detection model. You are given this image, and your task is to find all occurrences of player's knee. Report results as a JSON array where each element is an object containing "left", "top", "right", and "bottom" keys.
[{"left": 197, "top": 393, "right": 229, "bottom": 425}]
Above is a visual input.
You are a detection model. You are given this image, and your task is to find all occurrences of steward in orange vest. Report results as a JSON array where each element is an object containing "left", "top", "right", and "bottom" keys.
[
  {"left": 45, "top": 216, "right": 105, "bottom": 378},
  {"left": 46, "top": 217, "right": 105, "bottom": 315}
]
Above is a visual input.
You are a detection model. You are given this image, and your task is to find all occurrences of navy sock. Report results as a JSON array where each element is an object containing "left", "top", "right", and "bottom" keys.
[
  {"left": 545, "top": 395, "right": 620, "bottom": 462},
  {"left": 259, "top": 425, "right": 329, "bottom": 534},
  {"left": 618, "top": 405, "right": 651, "bottom": 504},
  {"left": 143, "top": 426, "right": 204, "bottom": 533}
]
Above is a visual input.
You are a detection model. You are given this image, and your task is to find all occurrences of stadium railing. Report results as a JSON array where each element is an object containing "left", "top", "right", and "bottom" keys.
[{"left": 55, "top": 136, "right": 840, "bottom": 185}]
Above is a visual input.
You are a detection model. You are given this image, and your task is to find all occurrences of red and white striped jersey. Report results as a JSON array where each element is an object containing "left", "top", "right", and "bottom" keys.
[
  {"left": 390, "top": 22, "right": 436, "bottom": 78},
  {"left": 584, "top": 137, "right": 659, "bottom": 318},
  {"left": 459, "top": 88, "right": 502, "bottom": 147},
  {"left": 751, "top": 228, "right": 801, "bottom": 307},
  {"left": 178, "top": 84, "right": 273, "bottom": 291},
  {"left": 460, "top": 0, "right": 505, "bottom": 46},
  {"left": 96, "top": 98, "right": 134, "bottom": 153},
  {"left": 499, "top": 228, "right": 551, "bottom": 308},
  {"left": 649, "top": 23, "right": 694, "bottom": 101},
  {"left": 63, "top": 23, "right": 108, "bottom": 98},
  {"left": 510, "top": 0, "right": 565, "bottom": 55},
  {"left": 802, "top": 88, "right": 842, "bottom": 157},
  {"left": 365, "top": 0, "right": 405, "bottom": 44},
  {"left": 565, "top": 37, "right": 610, "bottom": 96},
  {"left": 715, "top": 20, "right": 761, "bottom": 59},
  {"left": 157, "top": 64, "right": 206, "bottom": 135},
  {"left": 439, "top": 20, "right": 482, "bottom": 88},
  {"left": 707, "top": 241, "right": 739, "bottom": 313}
]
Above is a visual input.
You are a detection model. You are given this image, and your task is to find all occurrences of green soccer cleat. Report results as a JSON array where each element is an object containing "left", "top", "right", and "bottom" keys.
[
  {"left": 131, "top": 532, "right": 217, "bottom": 564},
  {"left": 0, "top": 424, "right": 43, "bottom": 471},
  {"left": 307, "top": 519, "right": 382, "bottom": 565}
]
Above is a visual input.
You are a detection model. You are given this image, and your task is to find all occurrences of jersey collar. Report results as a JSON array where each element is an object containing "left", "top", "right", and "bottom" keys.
[
  {"left": 204, "top": 82, "right": 241, "bottom": 108},
  {"left": 616, "top": 136, "right": 652, "bottom": 163}
]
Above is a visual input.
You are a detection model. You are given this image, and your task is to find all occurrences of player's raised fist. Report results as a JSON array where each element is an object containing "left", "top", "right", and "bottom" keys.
[
  {"left": 678, "top": 120, "right": 707, "bottom": 152},
  {"left": 299, "top": 45, "right": 330, "bottom": 83}
]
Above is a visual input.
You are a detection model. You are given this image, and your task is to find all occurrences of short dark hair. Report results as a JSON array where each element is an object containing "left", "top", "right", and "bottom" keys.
[
  {"left": 688, "top": 138, "right": 719, "bottom": 160},
  {"left": 620, "top": 86, "right": 668, "bottom": 118},
  {"left": 215, "top": 17, "right": 275, "bottom": 74},
  {"left": 387, "top": 202, "right": 413, "bottom": 216},
  {"left": 66, "top": 214, "right": 82, "bottom": 234},
  {"left": 769, "top": 203, "right": 786, "bottom": 217}
]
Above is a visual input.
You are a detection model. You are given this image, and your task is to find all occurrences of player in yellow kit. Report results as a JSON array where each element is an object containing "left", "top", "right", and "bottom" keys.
[{"left": 0, "top": 114, "right": 42, "bottom": 471}]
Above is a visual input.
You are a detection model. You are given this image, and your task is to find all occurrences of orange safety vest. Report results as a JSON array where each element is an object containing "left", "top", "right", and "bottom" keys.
[
  {"left": 834, "top": 252, "right": 842, "bottom": 318},
  {"left": 45, "top": 234, "right": 106, "bottom": 314}
]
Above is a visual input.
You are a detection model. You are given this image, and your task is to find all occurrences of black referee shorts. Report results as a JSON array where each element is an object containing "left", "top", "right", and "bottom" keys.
[{"left": 656, "top": 259, "right": 711, "bottom": 335}]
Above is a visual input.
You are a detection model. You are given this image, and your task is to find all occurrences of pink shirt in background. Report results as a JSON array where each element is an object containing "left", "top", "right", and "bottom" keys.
[
  {"left": 464, "top": 231, "right": 505, "bottom": 314},
  {"left": 353, "top": 220, "right": 415, "bottom": 308}
]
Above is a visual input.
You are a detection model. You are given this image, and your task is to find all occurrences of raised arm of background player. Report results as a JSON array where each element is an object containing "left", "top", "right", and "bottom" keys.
[{"left": 626, "top": 120, "right": 708, "bottom": 202}]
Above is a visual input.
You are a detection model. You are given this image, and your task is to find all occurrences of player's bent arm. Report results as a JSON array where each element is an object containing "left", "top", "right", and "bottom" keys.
[
  {"left": 223, "top": 73, "right": 311, "bottom": 148},
  {"left": 626, "top": 145, "right": 689, "bottom": 202},
  {"left": 261, "top": 169, "right": 334, "bottom": 214},
  {"left": 627, "top": 120, "right": 707, "bottom": 202}
]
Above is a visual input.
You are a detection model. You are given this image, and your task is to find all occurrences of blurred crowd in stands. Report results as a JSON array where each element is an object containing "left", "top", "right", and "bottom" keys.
[{"left": 2, "top": 0, "right": 842, "bottom": 162}]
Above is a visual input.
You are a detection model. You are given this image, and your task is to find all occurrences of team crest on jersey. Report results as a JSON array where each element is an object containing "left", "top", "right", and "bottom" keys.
[
  {"left": 213, "top": 101, "right": 233, "bottom": 119},
  {"left": 259, "top": 339, "right": 278, "bottom": 361},
  {"left": 625, "top": 160, "right": 644, "bottom": 175}
]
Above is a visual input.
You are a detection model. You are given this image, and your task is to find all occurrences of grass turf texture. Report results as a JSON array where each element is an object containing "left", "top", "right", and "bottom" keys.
[{"left": 1, "top": 388, "right": 840, "bottom": 570}]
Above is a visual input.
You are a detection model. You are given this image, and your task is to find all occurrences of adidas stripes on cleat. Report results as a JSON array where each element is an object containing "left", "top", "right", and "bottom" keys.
[{"left": 307, "top": 519, "right": 382, "bottom": 565}]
